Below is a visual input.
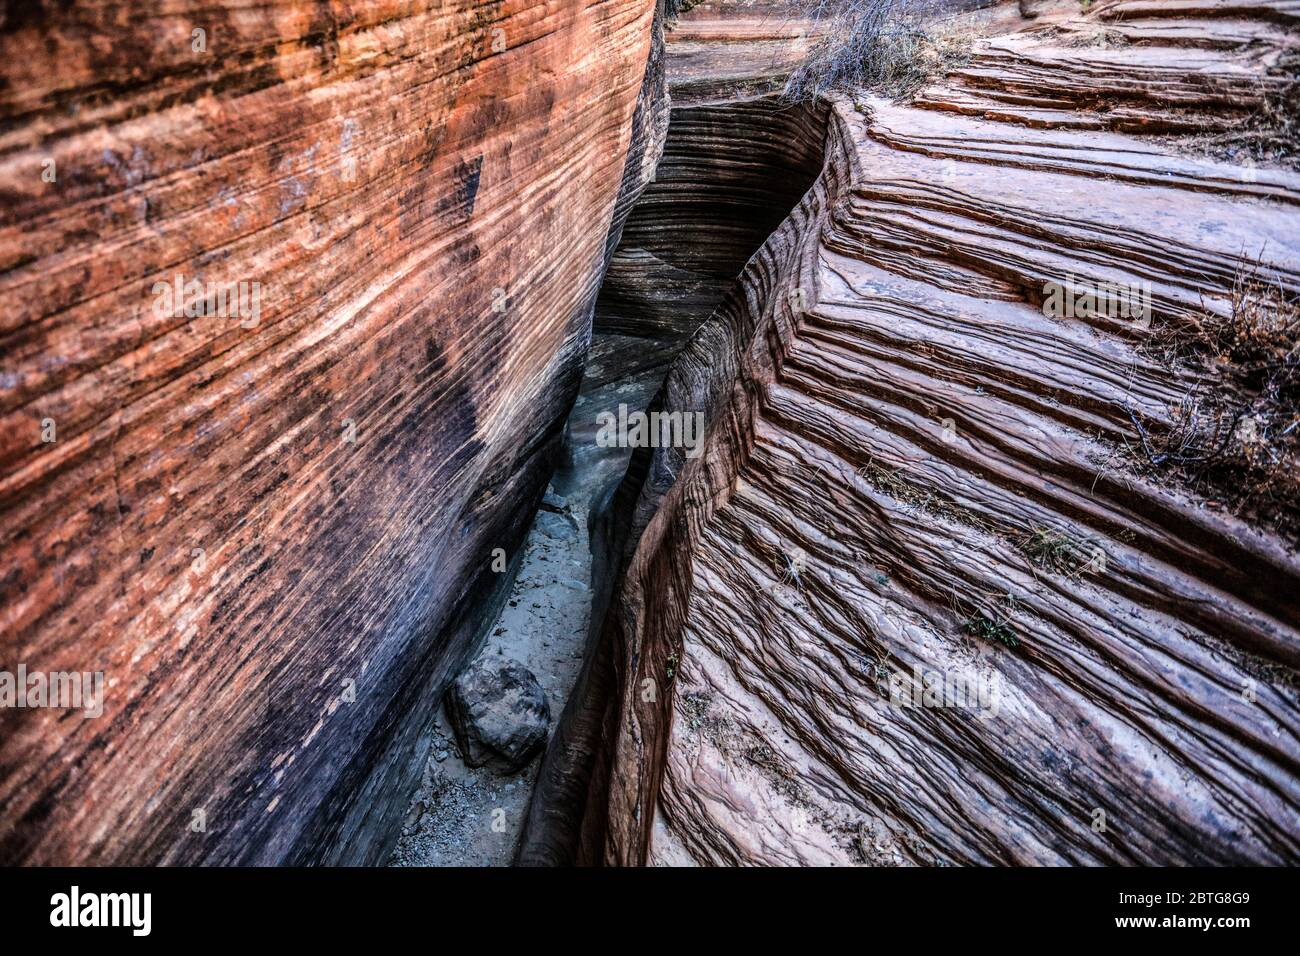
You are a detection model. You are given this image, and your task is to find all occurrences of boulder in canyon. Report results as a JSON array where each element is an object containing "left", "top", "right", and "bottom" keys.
[{"left": 447, "top": 658, "right": 552, "bottom": 771}]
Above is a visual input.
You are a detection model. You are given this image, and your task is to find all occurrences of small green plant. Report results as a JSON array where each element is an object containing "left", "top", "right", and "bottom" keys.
[
  {"left": 963, "top": 612, "right": 1018, "bottom": 648},
  {"left": 960, "top": 593, "right": 1021, "bottom": 648},
  {"left": 864, "top": 656, "right": 893, "bottom": 696},
  {"left": 682, "top": 691, "right": 711, "bottom": 730},
  {"left": 665, "top": 653, "right": 680, "bottom": 682}
]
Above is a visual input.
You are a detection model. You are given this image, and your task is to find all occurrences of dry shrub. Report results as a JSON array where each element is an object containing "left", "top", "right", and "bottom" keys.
[
  {"left": 783, "top": 0, "right": 972, "bottom": 103},
  {"left": 1019, "top": 527, "right": 1103, "bottom": 579},
  {"left": 1125, "top": 262, "right": 1300, "bottom": 534},
  {"left": 1054, "top": 23, "right": 1128, "bottom": 50},
  {"left": 1186, "top": 49, "right": 1300, "bottom": 170}
]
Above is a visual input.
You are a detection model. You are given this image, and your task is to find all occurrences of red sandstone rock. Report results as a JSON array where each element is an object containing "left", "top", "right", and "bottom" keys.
[{"left": 0, "top": 0, "right": 663, "bottom": 865}]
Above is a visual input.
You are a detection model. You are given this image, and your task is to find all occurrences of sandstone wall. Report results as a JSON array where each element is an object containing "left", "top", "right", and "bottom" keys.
[{"left": 0, "top": 0, "right": 661, "bottom": 865}]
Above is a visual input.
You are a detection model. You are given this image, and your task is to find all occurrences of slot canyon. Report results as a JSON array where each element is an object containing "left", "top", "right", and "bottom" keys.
[{"left": 1, "top": 0, "right": 1298, "bottom": 874}]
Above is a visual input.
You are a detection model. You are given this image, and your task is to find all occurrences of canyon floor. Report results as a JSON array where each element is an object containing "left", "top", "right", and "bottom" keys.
[
  {"left": 389, "top": 334, "right": 673, "bottom": 865},
  {"left": 387, "top": 498, "right": 589, "bottom": 866}
]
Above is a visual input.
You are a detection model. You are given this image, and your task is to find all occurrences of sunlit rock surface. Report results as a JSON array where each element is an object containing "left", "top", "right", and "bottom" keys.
[
  {"left": 0, "top": 0, "right": 663, "bottom": 865},
  {"left": 576, "top": 0, "right": 1300, "bottom": 865}
]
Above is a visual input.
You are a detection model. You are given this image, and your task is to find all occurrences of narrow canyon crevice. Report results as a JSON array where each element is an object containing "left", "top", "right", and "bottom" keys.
[
  {"left": 392, "top": 76, "right": 832, "bottom": 864},
  {"left": 595, "top": 98, "right": 830, "bottom": 347},
  {"left": 512, "top": 95, "right": 832, "bottom": 865},
  {"left": 383, "top": 2, "right": 679, "bottom": 866}
]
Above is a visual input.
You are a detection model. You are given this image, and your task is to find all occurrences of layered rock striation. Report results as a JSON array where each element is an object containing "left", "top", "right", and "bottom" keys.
[
  {"left": 0, "top": 0, "right": 664, "bottom": 865},
  {"left": 570, "top": 0, "right": 1300, "bottom": 865},
  {"left": 594, "top": 98, "right": 829, "bottom": 347}
]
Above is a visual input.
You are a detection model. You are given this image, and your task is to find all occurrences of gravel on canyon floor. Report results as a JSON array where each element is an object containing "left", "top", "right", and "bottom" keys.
[
  {"left": 388, "top": 333, "right": 673, "bottom": 867},
  {"left": 388, "top": 497, "right": 591, "bottom": 867}
]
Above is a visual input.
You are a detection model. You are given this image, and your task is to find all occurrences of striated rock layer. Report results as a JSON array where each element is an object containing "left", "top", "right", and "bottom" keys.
[
  {"left": 575, "top": 0, "right": 1300, "bottom": 865},
  {"left": 594, "top": 98, "right": 828, "bottom": 347},
  {"left": 665, "top": 1, "right": 825, "bottom": 105},
  {"left": 0, "top": 0, "right": 664, "bottom": 864},
  {"left": 517, "top": 0, "right": 826, "bottom": 866}
]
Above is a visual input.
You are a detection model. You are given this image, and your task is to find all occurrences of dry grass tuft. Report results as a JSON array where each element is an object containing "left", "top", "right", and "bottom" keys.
[
  {"left": 783, "top": 0, "right": 972, "bottom": 103},
  {"left": 1181, "top": 50, "right": 1300, "bottom": 171},
  {"left": 1124, "top": 261, "right": 1300, "bottom": 534},
  {"left": 1054, "top": 23, "right": 1128, "bottom": 50},
  {"left": 1019, "top": 527, "right": 1103, "bottom": 579}
]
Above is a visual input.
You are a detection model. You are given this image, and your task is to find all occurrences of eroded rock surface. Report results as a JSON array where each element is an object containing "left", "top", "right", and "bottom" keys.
[
  {"left": 575, "top": 0, "right": 1300, "bottom": 865},
  {"left": 665, "top": 1, "right": 825, "bottom": 104},
  {"left": 595, "top": 97, "right": 829, "bottom": 346},
  {"left": 0, "top": 0, "right": 664, "bottom": 865}
]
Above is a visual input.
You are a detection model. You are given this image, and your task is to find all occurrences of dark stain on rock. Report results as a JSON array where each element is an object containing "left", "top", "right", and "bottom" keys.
[
  {"left": 418, "top": 337, "right": 448, "bottom": 383},
  {"left": 399, "top": 155, "right": 482, "bottom": 240},
  {"left": 441, "top": 156, "right": 483, "bottom": 219}
]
